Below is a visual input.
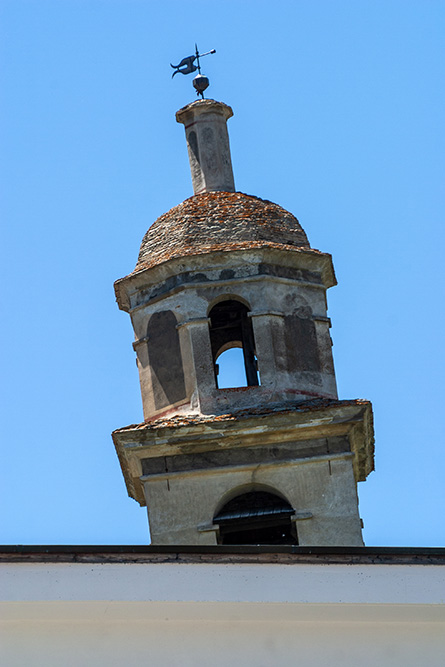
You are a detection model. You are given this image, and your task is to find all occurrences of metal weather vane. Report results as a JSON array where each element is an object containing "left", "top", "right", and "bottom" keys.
[{"left": 171, "top": 44, "right": 216, "bottom": 98}]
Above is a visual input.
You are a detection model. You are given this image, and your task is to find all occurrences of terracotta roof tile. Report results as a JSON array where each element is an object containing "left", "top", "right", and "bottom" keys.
[
  {"left": 133, "top": 191, "right": 310, "bottom": 274},
  {"left": 113, "top": 398, "right": 372, "bottom": 434}
]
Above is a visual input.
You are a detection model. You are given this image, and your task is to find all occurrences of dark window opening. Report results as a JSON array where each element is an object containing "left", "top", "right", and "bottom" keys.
[
  {"left": 214, "top": 491, "right": 298, "bottom": 545},
  {"left": 209, "top": 300, "right": 260, "bottom": 388}
]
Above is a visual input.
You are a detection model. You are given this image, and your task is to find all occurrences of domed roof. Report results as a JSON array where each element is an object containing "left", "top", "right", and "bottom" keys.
[{"left": 133, "top": 191, "right": 310, "bottom": 274}]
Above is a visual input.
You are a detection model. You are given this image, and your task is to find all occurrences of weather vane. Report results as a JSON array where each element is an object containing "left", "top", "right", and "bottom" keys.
[{"left": 171, "top": 44, "right": 216, "bottom": 99}]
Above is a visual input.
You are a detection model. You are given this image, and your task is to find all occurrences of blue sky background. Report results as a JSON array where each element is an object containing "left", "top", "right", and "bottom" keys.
[{"left": 1, "top": 0, "right": 444, "bottom": 546}]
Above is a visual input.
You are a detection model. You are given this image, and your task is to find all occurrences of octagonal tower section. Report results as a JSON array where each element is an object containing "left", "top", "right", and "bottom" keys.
[{"left": 114, "top": 189, "right": 338, "bottom": 420}]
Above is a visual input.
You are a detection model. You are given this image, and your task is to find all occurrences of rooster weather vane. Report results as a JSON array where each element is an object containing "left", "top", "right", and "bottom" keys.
[{"left": 171, "top": 44, "right": 216, "bottom": 99}]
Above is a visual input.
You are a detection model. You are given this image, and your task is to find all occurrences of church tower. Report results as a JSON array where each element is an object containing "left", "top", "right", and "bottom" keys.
[{"left": 112, "top": 98, "right": 374, "bottom": 546}]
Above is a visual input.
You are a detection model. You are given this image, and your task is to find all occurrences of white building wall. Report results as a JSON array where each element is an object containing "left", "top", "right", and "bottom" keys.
[{"left": 1, "top": 561, "right": 445, "bottom": 667}]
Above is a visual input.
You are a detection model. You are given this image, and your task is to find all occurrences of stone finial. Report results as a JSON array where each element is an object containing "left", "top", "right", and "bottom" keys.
[{"left": 176, "top": 99, "right": 235, "bottom": 194}]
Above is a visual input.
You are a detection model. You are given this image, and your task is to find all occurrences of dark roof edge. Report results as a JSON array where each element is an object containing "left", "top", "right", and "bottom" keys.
[{"left": 1, "top": 545, "right": 445, "bottom": 565}]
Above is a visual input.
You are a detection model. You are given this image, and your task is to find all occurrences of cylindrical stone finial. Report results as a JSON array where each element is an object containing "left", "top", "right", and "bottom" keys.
[{"left": 176, "top": 99, "right": 235, "bottom": 194}]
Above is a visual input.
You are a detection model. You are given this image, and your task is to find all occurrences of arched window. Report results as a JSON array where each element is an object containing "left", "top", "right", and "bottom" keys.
[
  {"left": 209, "top": 299, "right": 260, "bottom": 388},
  {"left": 213, "top": 491, "right": 298, "bottom": 545}
]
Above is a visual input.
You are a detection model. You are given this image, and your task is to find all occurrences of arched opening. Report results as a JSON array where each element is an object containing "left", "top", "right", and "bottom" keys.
[
  {"left": 217, "top": 348, "right": 249, "bottom": 389},
  {"left": 209, "top": 299, "right": 260, "bottom": 388},
  {"left": 213, "top": 491, "right": 298, "bottom": 545}
]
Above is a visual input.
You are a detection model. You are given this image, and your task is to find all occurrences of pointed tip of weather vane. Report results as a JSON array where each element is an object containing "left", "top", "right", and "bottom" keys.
[{"left": 170, "top": 45, "right": 216, "bottom": 99}]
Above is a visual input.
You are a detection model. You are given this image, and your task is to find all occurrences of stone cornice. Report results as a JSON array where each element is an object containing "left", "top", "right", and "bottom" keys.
[
  {"left": 114, "top": 247, "right": 336, "bottom": 313},
  {"left": 113, "top": 400, "right": 374, "bottom": 506}
]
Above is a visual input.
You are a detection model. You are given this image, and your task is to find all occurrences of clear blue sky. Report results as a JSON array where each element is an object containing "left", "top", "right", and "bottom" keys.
[{"left": 1, "top": 0, "right": 444, "bottom": 546}]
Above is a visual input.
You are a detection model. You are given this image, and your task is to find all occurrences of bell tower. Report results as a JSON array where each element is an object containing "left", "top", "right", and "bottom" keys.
[{"left": 112, "top": 99, "right": 374, "bottom": 546}]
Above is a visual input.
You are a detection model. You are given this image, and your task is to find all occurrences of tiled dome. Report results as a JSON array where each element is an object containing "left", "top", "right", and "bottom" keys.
[{"left": 133, "top": 191, "right": 310, "bottom": 274}]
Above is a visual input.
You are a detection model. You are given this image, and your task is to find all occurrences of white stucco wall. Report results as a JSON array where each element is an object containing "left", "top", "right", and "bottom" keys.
[{"left": 1, "top": 561, "right": 445, "bottom": 666}]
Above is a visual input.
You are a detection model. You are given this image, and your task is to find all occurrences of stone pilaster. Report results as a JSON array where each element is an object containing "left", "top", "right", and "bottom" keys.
[{"left": 249, "top": 312, "right": 287, "bottom": 389}]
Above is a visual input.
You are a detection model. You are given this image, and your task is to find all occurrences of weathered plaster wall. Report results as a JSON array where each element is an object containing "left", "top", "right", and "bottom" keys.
[
  {"left": 143, "top": 454, "right": 363, "bottom": 546},
  {"left": 176, "top": 100, "right": 236, "bottom": 194},
  {"left": 128, "top": 250, "right": 337, "bottom": 419},
  {"left": 113, "top": 399, "right": 374, "bottom": 545}
]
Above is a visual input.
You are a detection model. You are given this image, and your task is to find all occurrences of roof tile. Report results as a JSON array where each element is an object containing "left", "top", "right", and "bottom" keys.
[{"left": 133, "top": 191, "right": 310, "bottom": 274}]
